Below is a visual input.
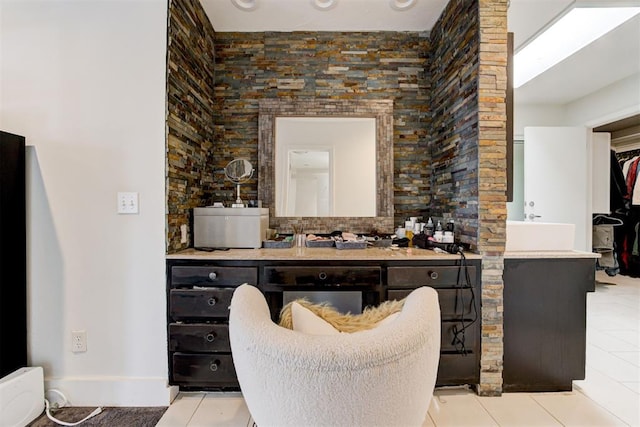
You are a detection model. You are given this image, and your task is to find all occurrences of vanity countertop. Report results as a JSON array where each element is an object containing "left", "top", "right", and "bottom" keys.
[
  {"left": 166, "top": 247, "right": 483, "bottom": 261},
  {"left": 167, "top": 248, "right": 600, "bottom": 261},
  {"left": 503, "top": 250, "right": 600, "bottom": 259}
]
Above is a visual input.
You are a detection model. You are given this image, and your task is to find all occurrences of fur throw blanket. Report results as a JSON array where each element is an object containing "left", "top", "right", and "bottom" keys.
[{"left": 279, "top": 298, "right": 405, "bottom": 333}]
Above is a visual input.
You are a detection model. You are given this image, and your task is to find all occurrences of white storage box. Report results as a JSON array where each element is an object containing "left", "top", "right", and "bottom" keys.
[
  {"left": 194, "top": 207, "right": 268, "bottom": 249},
  {"left": 0, "top": 367, "right": 44, "bottom": 427}
]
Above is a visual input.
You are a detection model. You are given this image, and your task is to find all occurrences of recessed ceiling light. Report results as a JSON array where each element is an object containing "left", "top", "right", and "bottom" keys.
[
  {"left": 231, "top": 0, "right": 258, "bottom": 11},
  {"left": 390, "top": 0, "right": 416, "bottom": 11},
  {"left": 514, "top": 5, "right": 640, "bottom": 88},
  {"left": 312, "top": 0, "right": 337, "bottom": 11}
]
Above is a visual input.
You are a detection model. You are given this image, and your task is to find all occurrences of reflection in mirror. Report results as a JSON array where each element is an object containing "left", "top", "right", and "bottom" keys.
[
  {"left": 282, "top": 149, "right": 331, "bottom": 216},
  {"left": 225, "top": 158, "right": 254, "bottom": 207},
  {"left": 275, "top": 117, "right": 376, "bottom": 217}
]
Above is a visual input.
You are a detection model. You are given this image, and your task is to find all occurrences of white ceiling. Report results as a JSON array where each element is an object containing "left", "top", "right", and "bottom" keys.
[
  {"left": 201, "top": 0, "right": 449, "bottom": 32},
  {"left": 507, "top": 0, "right": 640, "bottom": 105},
  {"left": 200, "top": 0, "right": 640, "bottom": 106}
]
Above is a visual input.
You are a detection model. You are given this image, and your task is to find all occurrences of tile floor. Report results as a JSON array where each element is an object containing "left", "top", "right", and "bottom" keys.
[{"left": 157, "top": 271, "right": 639, "bottom": 426}]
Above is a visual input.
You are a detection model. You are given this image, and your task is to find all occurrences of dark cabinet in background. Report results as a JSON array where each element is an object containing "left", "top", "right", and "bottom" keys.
[
  {"left": 0, "top": 131, "right": 27, "bottom": 378},
  {"left": 503, "top": 257, "right": 595, "bottom": 392},
  {"left": 387, "top": 265, "right": 480, "bottom": 386}
]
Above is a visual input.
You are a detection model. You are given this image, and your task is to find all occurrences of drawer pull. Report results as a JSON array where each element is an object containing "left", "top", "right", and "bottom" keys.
[
  {"left": 205, "top": 333, "right": 216, "bottom": 342},
  {"left": 208, "top": 272, "right": 218, "bottom": 281},
  {"left": 429, "top": 271, "right": 439, "bottom": 280},
  {"left": 209, "top": 360, "right": 219, "bottom": 372},
  {"left": 318, "top": 272, "right": 328, "bottom": 280},
  {"left": 207, "top": 297, "right": 217, "bottom": 306}
]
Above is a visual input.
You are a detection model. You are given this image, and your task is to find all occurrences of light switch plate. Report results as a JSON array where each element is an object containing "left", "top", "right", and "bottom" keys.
[{"left": 117, "top": 192, "right": 139, "bottom": 214}]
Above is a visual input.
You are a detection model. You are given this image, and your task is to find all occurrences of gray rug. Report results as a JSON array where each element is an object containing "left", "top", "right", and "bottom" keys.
[{"left": 28, "top": 406, "right": 167, "bottom": 427}]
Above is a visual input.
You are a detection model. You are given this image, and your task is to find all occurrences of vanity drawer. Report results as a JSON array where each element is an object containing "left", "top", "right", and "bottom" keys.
[
  {"left": 171, "top": 266, "right": 257, "bottom": 288},
  {"left": 264, "top": 266, "right": 381, "bottom": 287},
  {"left": 441, "top": 321, "right": 478, "bottom": 353},
  {"left": 387, "top": 266, "right": 476, "bottom": 289},
  {"left": 388, "top": 288, "right": 476, "bottom": 319},
  {"left": 437, "top": 353, "right": 479, "bottom": 386},
  {"left": 170, "top": 288, "right": 234, "bottom": 320},
  {"left": 172, "top": 353, "right": 238, "bottom": 388},
  {"left": 168, "top": 323, "right": 230, "bottom": 353}
]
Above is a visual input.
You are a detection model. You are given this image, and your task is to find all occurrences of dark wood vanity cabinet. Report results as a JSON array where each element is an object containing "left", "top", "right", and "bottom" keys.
[
  {"left": 167, "top": 264, "right": 258, "bottom": 389},
  {"left": 503, "top": 257, "right": 595, "bottom": 392},
  {"left": 261, "top": 265, "right": 384, "bottom": 323},
  {"left": 387, "top": 265, "right": 480, "bottom": 386},
  {"left": 166, "top": 257, "right": 481, "bottom": 390}
]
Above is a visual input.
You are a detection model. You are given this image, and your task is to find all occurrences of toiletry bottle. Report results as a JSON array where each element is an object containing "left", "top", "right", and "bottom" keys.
[
  {"left": 405, "top": 218, "right": 414, "bottom": 245},
  {"left": 436, "top": 220, "right": 443, "bottom": 232},
  {"left": 425, "top": 217, "right": 434, "bottom": 237},
  {"left": 446, "top": 219, "right": 455, "bottom": 233},
  {"left": 405, "top": 218, "right": 414, "bottom": 230}
]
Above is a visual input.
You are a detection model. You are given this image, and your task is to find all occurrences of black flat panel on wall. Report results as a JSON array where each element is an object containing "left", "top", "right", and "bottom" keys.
[{"left": 0, "top": 131, "right": 27, "bottom": 378}]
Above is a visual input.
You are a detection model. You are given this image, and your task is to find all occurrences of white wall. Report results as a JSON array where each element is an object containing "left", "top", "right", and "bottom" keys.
[
  {"left": 513, "top": 104, "right": 567, "bottom": 139},
  {"left": 0, "top": 0, "right": 172, "bottom": 406},
  {"left": 564, "top": 73, "right": 640, "bottom": 128},
  {"left": 515, "top": 72, "right": 640, "bottom": 135}
]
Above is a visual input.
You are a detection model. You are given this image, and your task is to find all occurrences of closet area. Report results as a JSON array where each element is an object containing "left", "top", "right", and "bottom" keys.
[{"left": 596, "top": 115, "right": 640, "bottom": 278}]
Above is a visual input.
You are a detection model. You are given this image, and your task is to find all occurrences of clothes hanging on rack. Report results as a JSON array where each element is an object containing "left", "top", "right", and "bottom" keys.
[
  {"left": 616, "top": 148, "right": 640, "bottom": 163},
  {"left": 623, "top": 156, "right": 640, "bottom": 205},
  {"left": 610, "top": 150, "right": 629, "bottom": 214},
  {"left": 612, "top": 149, "right": 640, "bottom": 277},
  {"left": 616, "top": 208, "right": 640, "bottom": 277}
]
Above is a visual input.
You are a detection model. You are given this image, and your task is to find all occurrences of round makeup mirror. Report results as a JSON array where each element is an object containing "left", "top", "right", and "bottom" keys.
[{"left": 225, "top": 158, "right": 254, "bottom": 207}]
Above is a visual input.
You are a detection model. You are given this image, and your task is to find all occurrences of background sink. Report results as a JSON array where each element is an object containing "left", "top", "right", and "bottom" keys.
[{"left": 506, "top": 220, "right": 575, "bottom": 251}]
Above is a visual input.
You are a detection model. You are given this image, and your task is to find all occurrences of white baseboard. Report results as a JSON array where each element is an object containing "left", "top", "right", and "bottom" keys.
[{"left": 44, "top": 376, "right": 178, "bottom": 406}]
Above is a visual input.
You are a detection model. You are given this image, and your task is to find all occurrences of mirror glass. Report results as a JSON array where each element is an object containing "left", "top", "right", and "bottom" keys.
[
  {"left": 225, "top": 158, "right": 254, "bottom": 206},
  {"left": 275, "top": 117, "right": 376, "bottom": 217},
  {"left": 225, "top": 158, "right": 253, "bottom": 183}
]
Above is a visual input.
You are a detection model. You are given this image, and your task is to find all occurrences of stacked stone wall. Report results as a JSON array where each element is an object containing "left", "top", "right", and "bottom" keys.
[
  {"left": 429, "top": 0, "right": 480, "bottom": 247},
  {"left": 166, "top": 0, "right": 216, "bottom": 251},
  {"left": 213, "top": 31, "right": 431, "bottom": 228}
]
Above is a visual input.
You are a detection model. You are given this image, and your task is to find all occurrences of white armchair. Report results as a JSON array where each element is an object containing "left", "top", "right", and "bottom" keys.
[{"left": 229, "top": 284, "right": 441, "bottom": 427}]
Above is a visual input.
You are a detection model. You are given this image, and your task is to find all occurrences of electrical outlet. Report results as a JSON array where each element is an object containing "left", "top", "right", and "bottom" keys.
[
  {"left": 72, "top": 330, "right": 87, "bottom": 353},
  {"left": 117, "top": 192, "right": 139, "bottom": 214}
]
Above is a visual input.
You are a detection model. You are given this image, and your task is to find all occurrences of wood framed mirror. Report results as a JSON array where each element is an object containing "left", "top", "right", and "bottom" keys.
[{"left": 258, "top": 98, "right": 394, "bottom": 233}]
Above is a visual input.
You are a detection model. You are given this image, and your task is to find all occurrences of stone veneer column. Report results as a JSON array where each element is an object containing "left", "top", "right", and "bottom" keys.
[
  {"left": 166, "top": 0, "right": 217, "bottom": 252},
  {"left": 428, "top": 0, "right": 480, "bottom": 248},
  {"left": 477, "top": 0, "right": 508, "bottom": 396}
]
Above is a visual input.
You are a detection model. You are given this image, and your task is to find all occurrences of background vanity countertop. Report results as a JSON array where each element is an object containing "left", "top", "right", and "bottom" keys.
[
  {"left": 503, "top": 250, "right": 600, "bottom": 259},
  {"left": 166, "top": 247, "right": 483, "bottom": 261}
]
